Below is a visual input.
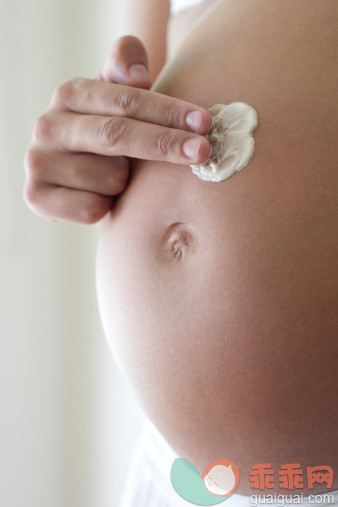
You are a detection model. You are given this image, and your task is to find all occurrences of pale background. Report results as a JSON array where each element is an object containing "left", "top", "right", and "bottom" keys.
[{"left": 0, "top": 1, "right": 148, "bottom": 506}]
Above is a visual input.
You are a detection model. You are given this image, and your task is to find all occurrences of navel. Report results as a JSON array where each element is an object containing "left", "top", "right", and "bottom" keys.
[{"left": 162, "top": 223, "right": 197, "bottom": 262}]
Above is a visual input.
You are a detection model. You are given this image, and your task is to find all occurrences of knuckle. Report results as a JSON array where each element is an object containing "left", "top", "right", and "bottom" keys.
[
  {"left": 114, "top": 89, "right": 141, "bottom": 116},
  {"left": 24, "top": 148, "right": 44, "bottom": 179},
  {"left": 51, "top": 77, "right": 83, "bottom": 107},
  {"left": 99, "top": 117, "right": 127, "bottom": 148},
  {"left": 163, "top": 103, "right": 182, "bottom": 128},
  {"left": 51, "top": 80, "right": 73, "bottom": 107},
  {"left": 81, "top": 199, "right": 107, "bottom": 224},
  {"left": 156, "top": 130, "right": 173, "bottom": 157},
  {"left": 23, "top": 180, "right": 40, "bottom": 207},
  {"left": 32, "top": 114, "right": 53, "bottom": 144}
]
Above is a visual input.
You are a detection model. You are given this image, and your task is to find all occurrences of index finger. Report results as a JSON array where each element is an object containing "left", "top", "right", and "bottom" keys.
[{"left": 50, "top": 78, "right": 212, "bottom": 135}]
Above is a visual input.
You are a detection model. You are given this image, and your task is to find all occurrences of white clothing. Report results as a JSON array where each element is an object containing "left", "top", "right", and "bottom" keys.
[
  {"left": 119, "top": 418, "right": 338, "bottom": 506},
  {"left": 170, "top": 0, "right": 207, "bottom": 15}
]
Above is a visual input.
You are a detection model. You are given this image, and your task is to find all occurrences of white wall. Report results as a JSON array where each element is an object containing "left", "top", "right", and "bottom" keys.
[{"left": 0, "top": 1, "right": 147, "bottom": 506}]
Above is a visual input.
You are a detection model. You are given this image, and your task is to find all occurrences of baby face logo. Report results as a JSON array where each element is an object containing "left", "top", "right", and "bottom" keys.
[
  {"left": 203, "top": 459, "right": 240, "bottom": 497},
  {"left": 171, "top": 458, "right": 240, "bottom": 505}
]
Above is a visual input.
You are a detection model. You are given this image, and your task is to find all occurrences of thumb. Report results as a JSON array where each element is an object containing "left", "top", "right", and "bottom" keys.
[{"left": 99, "top": 35, "right": 152, "bottom": 89}]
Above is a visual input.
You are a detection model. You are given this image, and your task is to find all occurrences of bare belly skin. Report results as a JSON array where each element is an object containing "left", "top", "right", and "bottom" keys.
[{"left": 96, "top": 0, "right": 338, "bottom": 495}]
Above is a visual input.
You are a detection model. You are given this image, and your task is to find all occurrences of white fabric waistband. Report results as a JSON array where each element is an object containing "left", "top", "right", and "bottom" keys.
[{"left": 170, "top": 0, "right": 207, "bottom": 15}]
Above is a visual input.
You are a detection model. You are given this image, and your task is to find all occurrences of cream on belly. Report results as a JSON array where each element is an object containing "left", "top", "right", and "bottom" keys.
[{"left": 190, "top": 102, "right": 258, "bottom": 182}]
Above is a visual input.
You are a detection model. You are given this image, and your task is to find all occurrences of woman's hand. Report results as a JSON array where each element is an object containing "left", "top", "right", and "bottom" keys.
[{"left": 23, "top": 36, "right": 212, "bottom": 224}]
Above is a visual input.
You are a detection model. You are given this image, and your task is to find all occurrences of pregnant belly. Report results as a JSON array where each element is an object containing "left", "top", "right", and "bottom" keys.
[{"left": 96, "top": 0, "right": 338, "bottom": 494}]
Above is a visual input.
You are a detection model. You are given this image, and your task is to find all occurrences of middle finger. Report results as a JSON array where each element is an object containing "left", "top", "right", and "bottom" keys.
[{"left": 37, "top": 112, "right": 211, "bottom": 165}]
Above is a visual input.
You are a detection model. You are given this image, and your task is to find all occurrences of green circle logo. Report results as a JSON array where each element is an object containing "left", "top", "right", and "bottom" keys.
[{"left": 171, "top": 458, "right": 240, "bottom": 505}]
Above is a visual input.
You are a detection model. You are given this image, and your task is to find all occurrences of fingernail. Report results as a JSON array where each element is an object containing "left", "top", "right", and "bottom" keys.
[
  {"left": 183, "top": 138, "right": 202, "bottom": 160},
  {"left": 128, "top": 64, "right": 150, "bottom": 83},
  {"left": 186, "top": 111, "right": 203, "bottom": 132}
]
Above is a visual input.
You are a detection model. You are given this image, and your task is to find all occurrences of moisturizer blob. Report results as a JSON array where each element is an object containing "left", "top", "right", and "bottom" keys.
[{"left": 190, "top": 102, "right": 258, "bottom": 182}]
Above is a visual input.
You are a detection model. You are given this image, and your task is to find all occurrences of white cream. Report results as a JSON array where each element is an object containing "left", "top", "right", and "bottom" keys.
[{"left": 190, "top": 102, "right": 258, "bottom": 182}]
